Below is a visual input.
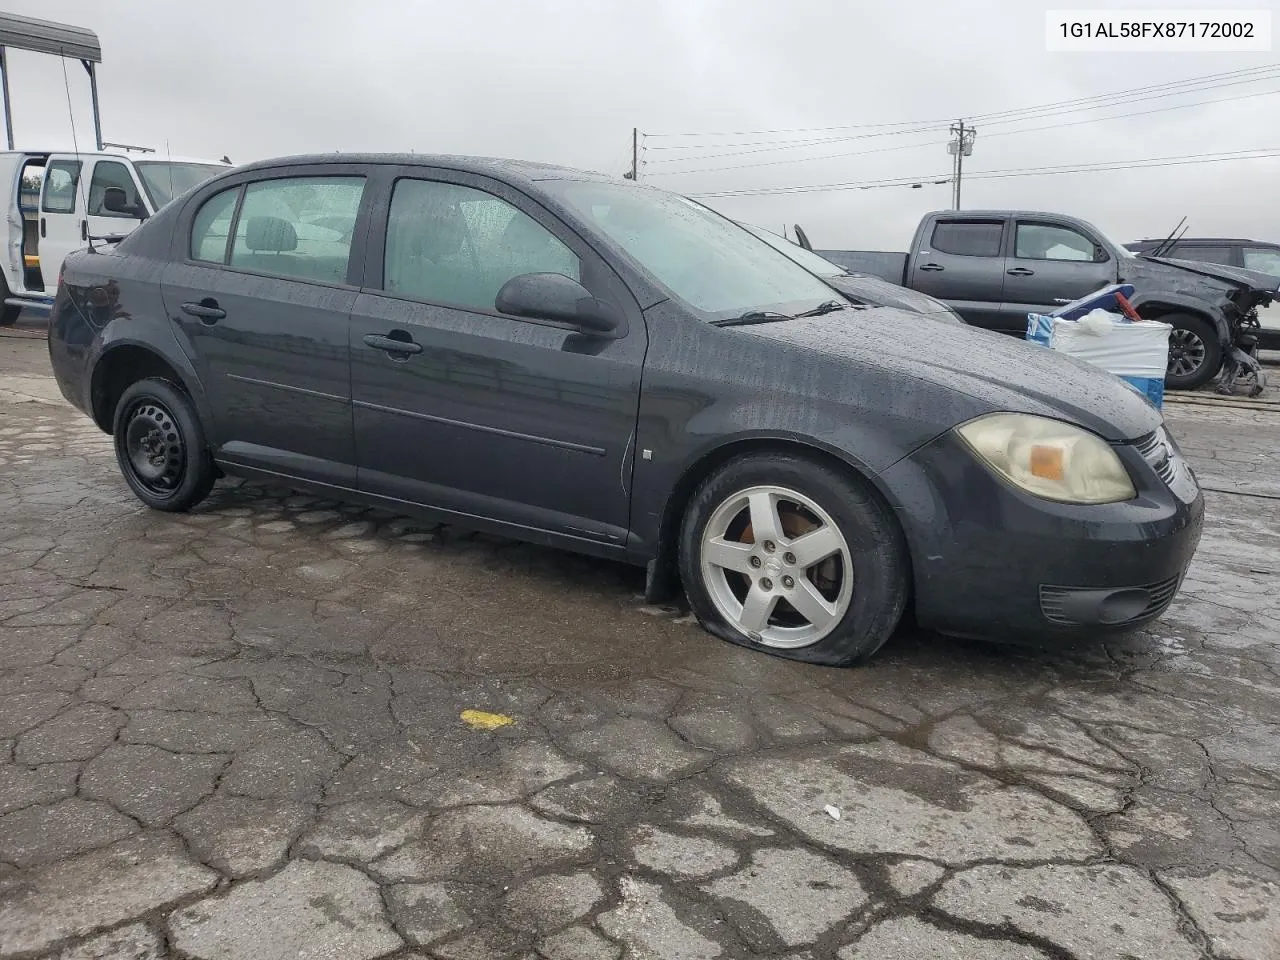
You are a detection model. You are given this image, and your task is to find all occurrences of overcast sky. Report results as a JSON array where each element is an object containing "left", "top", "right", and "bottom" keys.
[{"left": 3, "top": 0, "right": 1277, "bottom": 249}]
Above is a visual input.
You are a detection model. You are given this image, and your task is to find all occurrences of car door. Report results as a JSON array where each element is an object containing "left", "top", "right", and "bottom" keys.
[
  {"left": 160, "top": 165, "right": 372, "bottom": 487},
  {"left": 37, "top": 155, "right": 88, "bottom": 289},
  {"left": 906, "top": 218, "right": 1008, "bottom": 330},
  {"left": 1002, "top": 220, "right": 1116, "bottom": 324},
  {"left": 348, "top": 167, "right": 646, "bottom": 550}
]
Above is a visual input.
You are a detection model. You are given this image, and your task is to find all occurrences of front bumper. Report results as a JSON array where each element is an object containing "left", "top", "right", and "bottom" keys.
[{"left": 880, "top": 424, "right": 1204, "bottom": 642}]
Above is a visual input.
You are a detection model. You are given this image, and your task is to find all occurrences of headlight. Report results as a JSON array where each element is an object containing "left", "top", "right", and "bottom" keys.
[{"left": 955, "top": 413, "right": 1136, "bottom": 504}]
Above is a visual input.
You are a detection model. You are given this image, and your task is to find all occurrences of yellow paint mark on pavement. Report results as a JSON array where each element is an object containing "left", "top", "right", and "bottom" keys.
[{"left": 460, "top": 709, "right": 515, "bottom": 731}]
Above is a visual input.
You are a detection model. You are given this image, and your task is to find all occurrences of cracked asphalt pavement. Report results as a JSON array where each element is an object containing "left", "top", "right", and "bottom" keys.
[{"left": 2, "top": 334, "right": 1278, "bottom": 959}]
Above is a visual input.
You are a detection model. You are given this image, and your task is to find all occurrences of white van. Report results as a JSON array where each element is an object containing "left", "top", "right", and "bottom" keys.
[{"left": 1, "top": 149, "right": 229, "bottom": 324}]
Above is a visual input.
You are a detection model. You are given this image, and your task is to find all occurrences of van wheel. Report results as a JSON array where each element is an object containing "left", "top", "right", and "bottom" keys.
[
  {"left": 112, "top": 378, "right": 216, "bottom": 512},
  {"left": 0, "top": 276, "right": 19, "bottom": 326},
  {"left": 678, "top": 452, "right": 909, "bottom": 666},
  {"left": 1164, "top": 314, "right": 1222, "bottom": 391}
]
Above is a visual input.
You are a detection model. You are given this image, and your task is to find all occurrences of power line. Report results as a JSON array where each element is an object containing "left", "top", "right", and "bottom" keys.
[
  {"left": 689, "top": 148, "right": 1280, "bottom": 199},
  {"left": 646, "top": 84, "right": 1280, "bottom": 178},
  {"left": 644, "top": 64, "right": 1280, "bottom": 147}
]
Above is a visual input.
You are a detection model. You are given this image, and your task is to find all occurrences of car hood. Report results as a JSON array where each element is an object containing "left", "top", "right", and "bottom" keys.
[
  {"left": 1128, "top": 255, "right": 1279, "bottom": 303},
  {"left": 736, "top": 306, "right": 1162, "bottom": 442},
  {"left": 827, "top": 273, "right": 959, "bottom": 319}
]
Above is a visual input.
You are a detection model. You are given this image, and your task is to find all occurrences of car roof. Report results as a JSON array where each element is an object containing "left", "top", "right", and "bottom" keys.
[
  {"left": 0, "top": 149, "right": 226, "bottom": 166},
  {"left": 234, "top": 153, "right": 620, "bottom": 187}
]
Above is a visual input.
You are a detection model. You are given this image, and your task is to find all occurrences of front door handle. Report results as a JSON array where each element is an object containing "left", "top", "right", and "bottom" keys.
[
  {"left": 364, "top": 333, "right": 423, "bottom": 355},
  {"left": 1007, "top": 267, "right": 1035, "bottom": 276},
  {"left": 918, "top": 263, "right": 944, "bottom": 272},
  {"left": 181, "top": 301, "right": 226, "bottom": 323}
]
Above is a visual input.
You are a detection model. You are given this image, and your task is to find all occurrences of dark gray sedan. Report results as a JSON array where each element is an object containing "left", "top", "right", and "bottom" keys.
[{"left": 47, "top": 154, "right": 1203, "bottom": 665}]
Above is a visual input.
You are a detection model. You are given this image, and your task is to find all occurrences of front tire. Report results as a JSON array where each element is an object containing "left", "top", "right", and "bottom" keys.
[
  {"left": 1164, "top": 314, "right": 1222, "bottom": 391},
  {"left": 678, "top": 452, "right": 909, "bottom": 666},
  {"left": 112, "top": 378, "right": 216, "bottom": 512}
]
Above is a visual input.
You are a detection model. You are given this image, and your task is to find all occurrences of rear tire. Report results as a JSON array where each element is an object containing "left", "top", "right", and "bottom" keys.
[
  {"left": 1163, "top": 313, "right": 1222, "bottom": 391},
  {"left": 678, "top": 452, "right": 909, "bottom": 666},
  {"left": 112, "top": 378, "right": 216, "bottom": 512}
]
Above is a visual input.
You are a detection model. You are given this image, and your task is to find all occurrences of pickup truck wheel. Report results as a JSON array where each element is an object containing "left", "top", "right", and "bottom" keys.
[
  {"left": 1164, "top": 314, "right": 1222, "bottom": 391},
  {"left": 678, "top": 453, "right": 909, "bottom": 666},
  {"left": 112, "top": 378, "right": 216, "bottom": 512}
]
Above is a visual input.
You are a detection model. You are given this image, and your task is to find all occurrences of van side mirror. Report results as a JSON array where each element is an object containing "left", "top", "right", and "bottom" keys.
[
  {"left": 495, "top": 273, "right": 623, "bottom": 336},
  {"left": 103, "top": 187, "right": 149, "bottom": 220}
]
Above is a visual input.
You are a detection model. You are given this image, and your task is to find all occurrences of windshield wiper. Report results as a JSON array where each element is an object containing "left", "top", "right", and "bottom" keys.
[
  {"left": 710, "top": 310, "right": 794, "bottom": 327},
  {"left": 795, "top": 300, "right": 850, "bottom": 318}
]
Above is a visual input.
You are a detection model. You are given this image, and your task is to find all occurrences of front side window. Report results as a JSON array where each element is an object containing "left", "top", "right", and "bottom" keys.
[
  {"left": 1016, "top": 223, "right": 1098, "bottom": 262},
  {"left": 1242, "top": 247, "right": 1280, "bottom": 276},
  {"left": 88, "top": 161, "right": 143, "bottom": 217},
  {"left": 931, "top": 221, "right": 1003, "bottom": 258},
  {"left": 190, "top": 187, "right": 240, "bottom": 263},
  {"left": 41, "top": 160, "right": 82, "bottom": 214},
  {"left": 542, "top": 180, "right": 838, "bottom": 320},
  {"left": 1169, "top": 244, "right": 1232, "bottom": 265},
  {"left": 384, "top": 179, "right": 580, "bottom": 311},
  {"left": 228, "top": 176, "right": 365, "bottom": 284}
]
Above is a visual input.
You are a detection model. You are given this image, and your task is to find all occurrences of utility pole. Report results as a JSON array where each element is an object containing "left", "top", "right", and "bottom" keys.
[
  {"left": 626, "top": 128, "right": 638, "bottom": 180},
  {"left": 947, "top": 120, "right": 976, "bottom": 209}
]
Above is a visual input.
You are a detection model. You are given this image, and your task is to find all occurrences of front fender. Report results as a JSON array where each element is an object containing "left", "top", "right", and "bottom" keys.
[{"left": 1125, "top": 289, "right": 1229, "bottom": 342}]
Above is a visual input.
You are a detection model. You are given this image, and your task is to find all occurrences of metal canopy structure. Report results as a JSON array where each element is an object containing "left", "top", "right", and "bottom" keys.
[{"left": 0, "top": 13, "right": 104, "bottom": 151}]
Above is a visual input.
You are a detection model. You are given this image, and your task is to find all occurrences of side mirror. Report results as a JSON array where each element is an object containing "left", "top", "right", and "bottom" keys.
[
  {"left": 103, "top": 187, "right": 147, "bottom": 220},
  {"left": 1094, "top": 245, "right": 1108, "bottom": 263},
  {"left": 495, "top": 273, "right": 622, "bottom": 336}
]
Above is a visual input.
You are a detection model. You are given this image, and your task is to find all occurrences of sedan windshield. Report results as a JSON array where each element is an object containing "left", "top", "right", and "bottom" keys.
[
  {"left": 135, "top": 161, "right": 227, "bottom": 209},
  {"left": 543, "top": 180, "right": 845, "bottom": 321}
]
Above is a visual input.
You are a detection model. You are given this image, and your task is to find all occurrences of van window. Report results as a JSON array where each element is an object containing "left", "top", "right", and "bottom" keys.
[
  {"left": 88, "top": 161, "right": 144, "bottom": 218},
  {"left": 41, "top": 160, "right": 82, "bottom": 214},
  {"left": 930, "top": 221, "right": 1003, "bottom": 258}
]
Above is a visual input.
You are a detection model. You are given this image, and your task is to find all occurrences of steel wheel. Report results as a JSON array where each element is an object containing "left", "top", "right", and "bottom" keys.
[
  {"left": 699, "top": 484, "right": 854, "bottom": 649},
  {"left": 121, "top": 399, "right": 187, "bottom": 499},
  {"left": 1168, "top": 327, "right": 1207, "bottom": 379}
]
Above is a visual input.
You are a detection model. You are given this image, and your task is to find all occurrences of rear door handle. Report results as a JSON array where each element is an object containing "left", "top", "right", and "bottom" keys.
[
  {"left": 181, "top": 301, "right": 226, "bottom": 322},
  {"left": 39, "top": 217, "right": 45, "bottom": 238},
  {"left": 919, "top": 263, "right": 944, "bottom": 272},
  {"left": 364, "top": 333, "right": 423, "bottom": 355},
  {"left": 1007, "top": 267, "right": 1035, "bottom": 276},
  {"left": 80, "top": 219, "right": 87, "bottom": 241}
]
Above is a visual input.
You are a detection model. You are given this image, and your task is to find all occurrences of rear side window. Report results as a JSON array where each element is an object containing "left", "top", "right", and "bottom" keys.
[
  {"left": 227, "top": 177, "right": 366, "bottom": 284},
  {"left": 191, "top": 187, "right": 240, "bottom": 263},
  {"left": 42, "top": 160, "right": 82, "bottom": 214},
  {"left": 1243, "top": 246, "right": 1280, "bottom": 275},
  {"left": 1169, "top": 244, "right": 1232, "bottom": 265},
  {"left": 384, "top": 179, "right": 580, "bottom": 311},
  {"left": 930, "top": 221, "right": 1002, "bottom": 258}
]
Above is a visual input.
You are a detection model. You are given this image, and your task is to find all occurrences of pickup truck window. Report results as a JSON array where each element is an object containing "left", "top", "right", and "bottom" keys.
[
  {"left": 1242, "top": 247, "right": 1280, "bottom": 276},
  {"left": 930, "top": 221, "right": 1002, "bottom": 258},
  {"left": 1015, "top": 223, "right": 1096, "bottom": 262}
]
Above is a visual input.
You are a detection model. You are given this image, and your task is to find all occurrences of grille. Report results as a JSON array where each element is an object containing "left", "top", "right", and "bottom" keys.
[
  {"left": 1134, "top": 429, "right": 1177, "bottom": 485},
  {"left": 1039, "top": 574, "right": 1182, "bottom": 626}
]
